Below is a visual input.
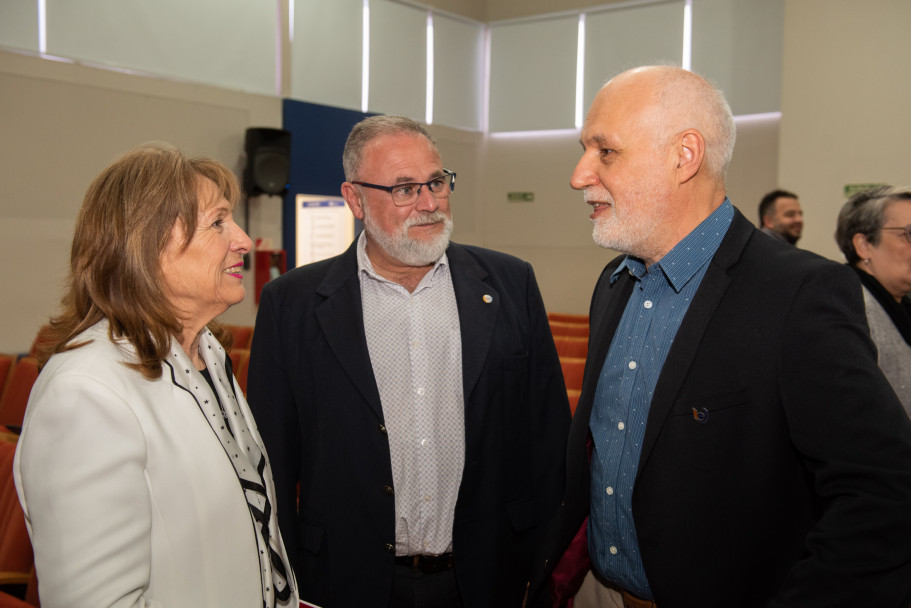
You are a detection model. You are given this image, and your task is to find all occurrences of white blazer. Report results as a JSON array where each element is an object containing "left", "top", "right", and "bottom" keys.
[{"left": 14, "top": 320, "right": 292, "bottom": 608}]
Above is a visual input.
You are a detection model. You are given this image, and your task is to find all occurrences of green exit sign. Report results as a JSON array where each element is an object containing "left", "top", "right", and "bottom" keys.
[
  {"left": 508, "top": 192, "right": 534, "bottom": 202},
  {"left": 844, "top": 183, "right": 887, "bottom": 197}
]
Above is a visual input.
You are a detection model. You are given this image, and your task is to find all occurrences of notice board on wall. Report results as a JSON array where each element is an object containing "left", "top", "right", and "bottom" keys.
[{"left": 295, "top": 195, "right": 355, "bottom": 267}]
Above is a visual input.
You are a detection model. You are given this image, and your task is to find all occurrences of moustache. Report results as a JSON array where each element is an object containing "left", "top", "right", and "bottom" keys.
[{"left": 404, "top": 211, "right": 448, "bottom": 228}]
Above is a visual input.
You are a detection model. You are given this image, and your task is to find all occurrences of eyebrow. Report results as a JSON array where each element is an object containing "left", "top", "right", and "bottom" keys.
[{"left": 391, "top": 170, "right": 445, "bottom": 185}]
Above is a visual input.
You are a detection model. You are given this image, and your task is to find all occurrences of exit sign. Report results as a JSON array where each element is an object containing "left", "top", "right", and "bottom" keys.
[
  {"left": 844, "top": 183, "right": 887, "bottom": 197},
  {"left": 507, "top": 192, "right": 534, "bottom": 202}
]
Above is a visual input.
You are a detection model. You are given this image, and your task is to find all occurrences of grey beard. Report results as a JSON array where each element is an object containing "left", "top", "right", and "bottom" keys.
[{"left": 364, "top": 210, "right": 453, "bottom": 266}]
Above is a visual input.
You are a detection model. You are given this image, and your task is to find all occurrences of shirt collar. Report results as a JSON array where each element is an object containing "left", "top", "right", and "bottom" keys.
[{"left": 611, "top": 198, "right": 734, "bottom": 292}]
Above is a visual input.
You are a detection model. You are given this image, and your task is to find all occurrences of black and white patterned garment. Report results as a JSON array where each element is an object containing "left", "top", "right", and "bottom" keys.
[{"left": 165, "top": 329, "right": 296, "bottom": 608}]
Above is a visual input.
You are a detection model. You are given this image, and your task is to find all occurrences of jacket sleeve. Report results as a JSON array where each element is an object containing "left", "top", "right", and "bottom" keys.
[
  {"left": 525, "top": 262, "right": 572, "bottom": 530},
  {"left": 770, "top": 263, "right": 911, "bottom": 606},
  {"left": 14, "top": 374, "right": 164, "bottom": 608},
  {"left": 246, "top": 284, "right": 303, "bottom": 575}
]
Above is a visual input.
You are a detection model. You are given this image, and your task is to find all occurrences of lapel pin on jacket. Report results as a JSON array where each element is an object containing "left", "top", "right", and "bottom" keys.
[
  {"left": 692, "top": 407, "right": 709, "bottom": 424},
  {"left": 483, "top": 294, "right": 493, "bottom": 303}
]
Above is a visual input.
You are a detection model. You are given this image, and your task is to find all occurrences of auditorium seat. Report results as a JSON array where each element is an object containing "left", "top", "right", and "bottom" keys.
[
  {"left": 225, "top": 325, "right": 254, "bottom": 351},
  {"left": 547, "top": 312, "right": 589, "bottom": 325},
  {"left": 549, "top": 320, "right": 589, "bottom": 338},
  {"left": 0, "top": 356, "right": 14, "bottom": 403},
  {"left": 236, "top": 350, "right": 251, "bottom": 396},
  {"left": 567, "top": 389, "right": 581, "bottom": 416},
  {"left": 0, "top": 439, "right": 34, "bottom": 601},
  {"left": 0, "top": 590, "right": 35, "bottom": 608},
  {"left": 0, "top": 359, "right": 39, "bottom": 431},
  {"left": 560, "top": 357, "right": 586, "bottom": 393},
  {"left": 553, "top": 335, "right": 588, "bottom": 359}
]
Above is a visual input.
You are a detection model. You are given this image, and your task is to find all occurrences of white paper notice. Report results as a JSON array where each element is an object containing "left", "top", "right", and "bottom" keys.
[{"left": 295, "top": 195, "right": 355, "bottom": 267}]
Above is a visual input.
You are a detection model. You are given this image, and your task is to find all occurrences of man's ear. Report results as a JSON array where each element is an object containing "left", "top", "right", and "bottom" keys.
[
  {"left": 762, "top": 214, "right": 774, "bottom": 229},
  {"left": 341, "top": 182, "right": 366, "bottom": 220},
  {"left": 676, "top": 130, "right": 705, "bottom": 184}
]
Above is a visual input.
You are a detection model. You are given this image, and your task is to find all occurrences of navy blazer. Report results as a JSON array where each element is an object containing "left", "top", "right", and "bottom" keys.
[
  {"left": 530, "top": 210, "right": 911, "bottom": 608},
  {"left": 247, "top": 240, "right": 571, "bottom": 608}
]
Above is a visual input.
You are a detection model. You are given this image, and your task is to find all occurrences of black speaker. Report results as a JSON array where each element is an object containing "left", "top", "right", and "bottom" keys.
[{"left": 243, "top": 127, "right": 291, "bottom": 196}]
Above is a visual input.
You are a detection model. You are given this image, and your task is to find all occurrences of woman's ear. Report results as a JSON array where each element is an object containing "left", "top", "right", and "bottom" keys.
[{"left": 852, "top": 231, "right": 873, "bottom": 260}]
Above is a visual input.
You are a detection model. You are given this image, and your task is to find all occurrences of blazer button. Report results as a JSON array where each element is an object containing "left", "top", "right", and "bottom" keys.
[
  {"left": 383, "top": 485, "right": 394, "bottom": 495},
  {"left": 385, "top": 543, "right": 395, "bottom": 553},
  {"left": 379, "top": 424, "right": 387, "bottom": 434}
]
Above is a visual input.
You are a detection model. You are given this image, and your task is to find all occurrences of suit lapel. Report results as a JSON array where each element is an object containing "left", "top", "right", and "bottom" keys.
[
  {"left": 635, "top": 211, "right": 754, "bottom": 481},
  {"left": 447, "top": 245, "right": 498, "bottom": 405},
  {"left": 575, "top": 261, "right": 634, "bottom": 431},
  {"left": 314, "top": 242, "right": 384, "bottom": 420}
]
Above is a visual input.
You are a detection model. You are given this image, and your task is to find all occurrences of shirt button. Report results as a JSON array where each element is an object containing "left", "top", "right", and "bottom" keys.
[
  {"left": 628, "top": 361, "right": 637, "bottom": 370},
  {"left": 617, "top": 421, "right": 625, "bottom": 430},
  {"left": 378, "top": 424, "right": 387, "bottom": 434},
  {"left": 605, "top": 487, "right": 614, "bottom": 495},
  {"left": 644, "top": 300, "right": 653, "bottom": 309},
  {"left": 609, "top": 546, "right": 618, "bottom": 555},
  {"left": 420, "top": 438, "right": 429, "bottom": 446},
  {"left": 417, "top": 387, "right": 425, "bottom": 396},
  {"left": 424, "top": 494, "right": 431, "bottom": 502}
]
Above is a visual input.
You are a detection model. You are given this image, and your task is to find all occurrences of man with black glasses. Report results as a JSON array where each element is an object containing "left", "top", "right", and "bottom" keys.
[{"left": 248, "top": 115, "right": 571, "bottom": 608}]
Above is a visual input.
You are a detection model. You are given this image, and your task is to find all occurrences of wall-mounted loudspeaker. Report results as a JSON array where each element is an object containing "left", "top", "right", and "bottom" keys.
[{"left": 243, "top": 127, "right": 291, "bottom": 196}]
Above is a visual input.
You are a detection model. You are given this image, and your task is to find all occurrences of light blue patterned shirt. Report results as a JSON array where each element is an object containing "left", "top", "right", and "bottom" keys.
[{"left": 588, "top": 199, "right": 734, "bottom": 599}]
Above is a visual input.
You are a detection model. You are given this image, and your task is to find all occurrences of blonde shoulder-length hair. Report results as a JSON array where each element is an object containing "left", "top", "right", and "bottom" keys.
[{"left": 40, "top": 142, "right": 238, "bottom": 379}]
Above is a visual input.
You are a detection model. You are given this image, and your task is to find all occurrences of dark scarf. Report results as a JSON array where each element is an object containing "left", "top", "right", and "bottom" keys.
[{"left": 850, "top": 265, "right": 911, "bottom": 347}]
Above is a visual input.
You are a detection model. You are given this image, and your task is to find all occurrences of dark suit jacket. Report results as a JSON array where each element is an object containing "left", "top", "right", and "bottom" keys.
[
  {"left": 529, "top": 210, "right": 911, "bottom": 608},
  {"left": 247, "top": 240, "right": 571, "bottom": 608}
]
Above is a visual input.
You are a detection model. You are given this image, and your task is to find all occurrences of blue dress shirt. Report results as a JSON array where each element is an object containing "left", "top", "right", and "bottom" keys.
[{"left": 588, "top": 199, "right": 734, "bottom": 599}]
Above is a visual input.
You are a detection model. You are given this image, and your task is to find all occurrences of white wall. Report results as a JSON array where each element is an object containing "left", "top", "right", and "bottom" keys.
[
  {"left": 4, "top": 0, "right": 907, "bottom": 352},
  {"left": 0, "top": 51, "right": 281, "bottom": 352},
  {"left": 778, "top": 0, "right": 911, "bottom": 262}
]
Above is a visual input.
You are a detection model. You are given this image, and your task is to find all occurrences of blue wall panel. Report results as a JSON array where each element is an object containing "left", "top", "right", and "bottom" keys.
[{"left": 281, "top": 98, "right": 373, "bottom": 267}]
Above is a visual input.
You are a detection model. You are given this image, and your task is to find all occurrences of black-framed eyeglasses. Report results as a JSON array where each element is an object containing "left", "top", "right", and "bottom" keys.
[
  {"left": 352, "top": 169, "right": 456, "bottom": 207},
  {"left": 881, "top": 225, "right": 911, "bottom": 244}
]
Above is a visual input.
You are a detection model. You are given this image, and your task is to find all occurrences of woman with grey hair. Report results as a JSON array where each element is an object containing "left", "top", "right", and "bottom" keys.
[{"left": 835, "top": 186, "right": 911, "bottom": 416}]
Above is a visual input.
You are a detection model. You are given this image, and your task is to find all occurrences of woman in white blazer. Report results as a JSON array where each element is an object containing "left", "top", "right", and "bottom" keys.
[{"left": 13, "top": 143, "right": 298, "bottom": 608}]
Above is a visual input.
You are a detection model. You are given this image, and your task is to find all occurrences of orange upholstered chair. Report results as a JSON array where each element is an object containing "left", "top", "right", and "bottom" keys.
[
  {"left": 553, "top": 335, "right": 588, "bottom": 359},
  {"left": 236, "top": 350, "right": 251, "bottom": 396},
  {"left": 0, "top": 356, "right": 14, "bottom": 403},
  {"left": 547, "top": 312, "right": 589, "bottom": 325},
  {"left": 560, "top": 357, "right": 586, "bottom": 392},
  {"left": 0, "top": 439, "right": 34, "bottom": 598},
  {"left": 0, "top": 589, "right": 35, "bottom": 608},
  {"left": 0, "top": 359, "right": 39, "bottom": 431},
  {"left": 225, "top": 325, "right": 254, "bottom": 351},
  {"left": 548, "top": 320, "right": 589, "bottom": 338},
  {"left": 567, "top": 389, "right": 581, "bottom": 417}
]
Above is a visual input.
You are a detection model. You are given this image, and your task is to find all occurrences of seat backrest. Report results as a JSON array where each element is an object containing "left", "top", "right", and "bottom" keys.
[
  {"left": 559, "top": 356, "right": 586, "bottom": 392},
  {"left": 553, "top": 335, "right": 589, "bottom": 359},
  {"left": 549, "top": 320, "right": 590, "bottom": 338},
  {"left": 0, "top": 439, "right": 34, "bottom": 576},
  {"left": 0, "top": 358, "right": 40, "bottom": 429},
  {"left": 0, "top": 355, "right": 14, "bottom": 403},
  {"left": 547, "top": 312, "right": 590, "bottom": 325},
  {"left": 225, "top": 325, "right": 254, "bottom": 351},
  {"left": 236, "top": 350, "right": 251, "bottom": 396}
]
